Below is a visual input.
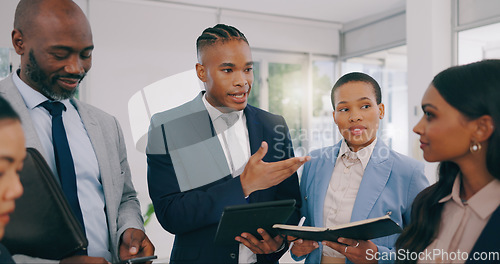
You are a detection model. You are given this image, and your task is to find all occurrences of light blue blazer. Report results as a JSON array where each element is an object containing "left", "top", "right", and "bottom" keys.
[{"left": 293, "top": 140, "right": 429, "bottom": 264}]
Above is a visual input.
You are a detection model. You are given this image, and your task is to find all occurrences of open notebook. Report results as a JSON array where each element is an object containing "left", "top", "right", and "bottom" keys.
[{"left": 273, "top": 214, "right": 402, "bottom": 242}]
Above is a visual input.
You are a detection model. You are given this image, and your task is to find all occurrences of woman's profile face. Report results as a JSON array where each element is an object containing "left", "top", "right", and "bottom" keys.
[
  {"left": 0, "top": 120, "right": 25, "bottom": 240},
  {"left": 413, "top": 85, "right": 476, "bottom": 163}
]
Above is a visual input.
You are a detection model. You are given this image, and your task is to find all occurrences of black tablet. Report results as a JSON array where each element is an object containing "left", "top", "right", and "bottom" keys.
[{"left": 214, "top": 199, "right": 296, "bottom": 245}]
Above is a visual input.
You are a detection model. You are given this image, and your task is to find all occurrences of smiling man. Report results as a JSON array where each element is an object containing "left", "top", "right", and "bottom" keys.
[
  {"left": 147, "top": 24, "right": 309, "bottom": 263},
  {"left": 0, "top": 0, "right": 154, "bottom": 263}
]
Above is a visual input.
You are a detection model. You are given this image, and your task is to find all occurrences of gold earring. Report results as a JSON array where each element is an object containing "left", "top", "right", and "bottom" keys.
[{"left": 470, "top": 141, "right": 482, "bottom": 153}]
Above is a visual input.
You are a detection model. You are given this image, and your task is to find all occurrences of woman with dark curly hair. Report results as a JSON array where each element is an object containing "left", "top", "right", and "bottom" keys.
[{"left": 396, "top": 59, "right": 500, "bottom": 264}]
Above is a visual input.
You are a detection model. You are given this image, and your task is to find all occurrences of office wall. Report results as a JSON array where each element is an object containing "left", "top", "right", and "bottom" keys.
[
  {"left": 406, "top": 0, "right": 452, "bottom": 183},
  {"left": 0, "top": 1, "right": 17, "bottom": 48}
]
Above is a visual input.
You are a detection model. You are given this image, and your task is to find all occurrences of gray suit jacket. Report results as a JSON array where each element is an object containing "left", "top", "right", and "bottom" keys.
[{"left": 0, "top": 75, "right": 144, "bottom": 263}]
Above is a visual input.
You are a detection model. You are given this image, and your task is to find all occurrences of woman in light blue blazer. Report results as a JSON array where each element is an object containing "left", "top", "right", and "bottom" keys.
[{"left": 291, "top": 72, "right": 429, "bottom": 264}]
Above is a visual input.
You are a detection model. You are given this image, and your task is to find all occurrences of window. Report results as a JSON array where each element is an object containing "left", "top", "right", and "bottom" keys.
[
  {"left": 310, "top": 59, "right": 337, "bottom": 152},
  {"left": 250, "top": 51, "right": 338, "bottom": 156},
  {"left": 458, "top": 22, "right": 500, "bottom": 65},
  {"left": 251, "top": 50, "right": 309, "bottom": 156}
]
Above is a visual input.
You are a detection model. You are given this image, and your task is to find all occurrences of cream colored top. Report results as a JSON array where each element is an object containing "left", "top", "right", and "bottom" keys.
[
  {"left": 322, "top": 139, "right": 377, "bottom": 258},
  {"left": 421, "top": 176, "right": 500, "bottom": 263}
]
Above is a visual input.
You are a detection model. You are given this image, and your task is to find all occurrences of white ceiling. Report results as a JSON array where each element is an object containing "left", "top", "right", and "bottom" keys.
[{"left": 154, "top": 0, "right": 406, "bottom": 24}]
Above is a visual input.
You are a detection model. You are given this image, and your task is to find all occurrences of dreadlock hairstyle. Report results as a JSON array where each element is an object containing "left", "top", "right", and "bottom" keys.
[
  {"left": 395, "top": 59, "right": 500, "bottom": 264},
  {"left": 196, "top": 24, "right": 249, "bottom": 61}
]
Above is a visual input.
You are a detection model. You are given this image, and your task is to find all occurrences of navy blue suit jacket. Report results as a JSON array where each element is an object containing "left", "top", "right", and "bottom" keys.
[
  {"left": 0, "top": 244, "right": 14, "bottom": 264},
  {"left": 466, "top": 205, "right": 500, "bottom": 264},
  {"left": 147, "top": 93, "right": 301, "bottom": 263}
]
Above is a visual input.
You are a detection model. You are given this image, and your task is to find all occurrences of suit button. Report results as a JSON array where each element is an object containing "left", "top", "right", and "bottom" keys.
[{"left": 230, "top": 253, "right": 236, "bottom": 259}]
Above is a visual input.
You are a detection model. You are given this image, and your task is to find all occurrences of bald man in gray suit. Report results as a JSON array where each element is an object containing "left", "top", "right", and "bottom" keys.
[{"left": 0, "top": 0, "right": 154, "bottom": 263}]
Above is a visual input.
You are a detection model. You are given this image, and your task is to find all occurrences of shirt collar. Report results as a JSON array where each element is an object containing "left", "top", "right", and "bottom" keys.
[
  {"left": 12, "top": 70, "right": 71, "bottom": 109},
  {"left": 202, "top": 93, "right": 243, "bottom": 122},
  {"left": 12, "top": 70, "right": 49, "bottom": 110},
  {"left": 439, "top": 174, "right": 461, "bottom": 205},
  {"left": 439, "top": 175, "right": 500, "bottom": 220},
  {"left": 338, "top": 138, "right": 377, "bottom": 170}
]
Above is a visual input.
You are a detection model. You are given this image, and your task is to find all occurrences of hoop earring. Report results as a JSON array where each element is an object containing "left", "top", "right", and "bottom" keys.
[{"left": 470, "top": 142, "right": 482, "bottom": 153}]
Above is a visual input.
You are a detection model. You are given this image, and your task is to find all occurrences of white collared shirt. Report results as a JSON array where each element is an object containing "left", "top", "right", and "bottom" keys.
[
  {"left": 12, "top": 72, "right": 111, "bottom": 260},
  {"left": 322, "top": 138, "right": 377, "bottom": 258},
  {"left": 202, "top": 94, "right": 255, "bottom": 263},
  {"left": 421, "top": 176, "right": 500, "bottom": 263},
  {"left": 202, "top": 95, "right": 250, "bottom": 177}
]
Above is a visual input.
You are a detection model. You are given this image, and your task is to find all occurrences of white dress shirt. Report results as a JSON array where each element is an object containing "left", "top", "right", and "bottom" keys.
[
  {"left": 13, "top": 72, "right": 111, "bottom": 260},
  {"left": 322, "top": 138, "right": 377, "bottom": 258},
  {"left": 202, "top": 95, "right": 255, "bottom": 263}
]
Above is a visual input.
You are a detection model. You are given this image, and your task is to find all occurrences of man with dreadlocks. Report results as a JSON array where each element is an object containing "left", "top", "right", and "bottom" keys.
[{"left": 147, "top": 24, "right": 310, "bottom": 263}]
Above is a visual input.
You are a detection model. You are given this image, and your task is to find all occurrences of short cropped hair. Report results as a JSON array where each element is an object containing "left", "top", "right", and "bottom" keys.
[{"left": 330, "top": 72, "right": 382, "bottom": 109}]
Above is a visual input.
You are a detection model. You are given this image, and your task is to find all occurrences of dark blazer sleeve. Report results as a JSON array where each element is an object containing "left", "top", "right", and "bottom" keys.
[
  {"left": 147, "top": 123, "right": 247, "bottom": 235},
  {"left": 465, "top": 206, "right": 500, "bottom": 264}
]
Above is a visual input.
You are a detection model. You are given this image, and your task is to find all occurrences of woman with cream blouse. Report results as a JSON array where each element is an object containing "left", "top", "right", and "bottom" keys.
[{"left": 396, "top": 59, "right": 500, "bottom": 264}]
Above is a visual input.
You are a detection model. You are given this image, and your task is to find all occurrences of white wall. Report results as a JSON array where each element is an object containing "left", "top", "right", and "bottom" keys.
[
  {"left": 0, "top": 1, "right": 17, "bottom": 48},
  {"left": 406, "top": 0, "right": 452, "bottom": 183}
]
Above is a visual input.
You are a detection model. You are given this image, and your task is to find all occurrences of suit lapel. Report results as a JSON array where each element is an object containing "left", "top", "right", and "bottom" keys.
[
  {"left": 314, "top": 143, "right": 340, "bottom": 227},
  {"left": 72, "top": 100, "right": 118, "bottom": 211},
  {"left": 0, "top": 76, "right": 44, "bottom": 153},
  {"left": 186, "top": 93, "right": 229, "bottom": 176},
  {"left": 242, "top": 106, "right": 264, "bottom": 202},
  {"left": 350, "top": 140, "right": 393, "bottom": 222},
  {"left": 244, "top": 106, "right": 263, "bottom": 155}
]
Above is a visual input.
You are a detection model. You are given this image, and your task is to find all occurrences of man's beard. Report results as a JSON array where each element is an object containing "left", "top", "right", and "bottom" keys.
[{"left": 25, "top": 50, "right": 85, "bottom": 100}]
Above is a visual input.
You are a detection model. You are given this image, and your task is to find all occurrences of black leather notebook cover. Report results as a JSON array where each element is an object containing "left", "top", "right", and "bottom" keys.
[
  {"left": 3, "top": 148, "right": 88, "bottom": 260},
  {"left": 214, "top": 199, "right": 296, "bottom": 245},
  {"left": 273, "top": 215, "right": 402, "bottom": 242}
]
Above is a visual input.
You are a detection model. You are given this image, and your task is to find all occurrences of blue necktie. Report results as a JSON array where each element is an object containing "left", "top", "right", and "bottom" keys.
[{"left": 40, "top": 101, "right": 87, "bottom": 250}]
